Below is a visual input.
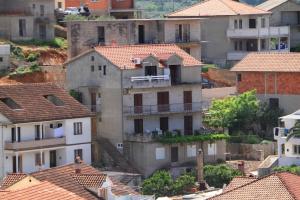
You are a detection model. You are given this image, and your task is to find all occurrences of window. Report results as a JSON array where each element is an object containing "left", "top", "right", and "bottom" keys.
[
  {"left": 0, "top": 98, "right": 22, "bottom": 109},
  {"left": 294, "top": 145, "right": 300, "bottom": 155},
  {"left": 97, "top": 26, "right": 105, "bottom": 44},
  {"left": 281, "top": 144, "right": 285, "bottom": 155},
  {"left": 35, "top": 152, "right": 45, "bottom": 166},
  {"left": 117, "top": 143, "right": 123, "bottom": 149},
  {"left": 0, "top": 57, "right": 3, "bottom": 62},
  {"left": 98, "top": 65, "right": 102, "bottom": 70},
  {"left": 261, "top": 18, "right": 266, "bottom": 28},
  {"left": 40, "top": 5, "right": 45, "bottom": 16},
  {"left": 261, "top": 39, "right": 266, "bottom": 50},
  {"left": 237, "top": 73, "right": 242, "bottom": 82},
  {"left": 234, "top": 41, "right": 238, "bottom": 51},
  {"left": 103, "top": 65, "right": 106, "bottom": 75},
  {"left": 234, "top": 20, "right": 238, "bottom": 29},
  {"left": 44, "top": 95, "right": 64, "bottom": 106},
  {"left": 187, "top": 145, "right": 196, "bottom": 157},
  {"left": 35, "top": 125, "right": 41, "bottom": 140},
  {"left": 145, "top": 66, "right": 157, "bottom": 76},
  {"left": 269, "top": 98, "right": 279, "bottom": 108},
  {"left": 239, "top": 41, "right": 243, "bottom": 50},
  {"left": 134, "top": 119, "right": 143, "bottom": 134},
  {"left": 91, "top": 56, "right": 94, "bottom": 61},
  {"left": 175, "top": 24, "right": 190, "bottom": 42},
  {"left": 73, "top": 122, "right": 83, "bottom": 135},
  {"left": 11, "top": 127, "right": 21, "bottom": 143},
  {"left": 19, "top": 19, "right": 26, "bottom": 37},
  {"left": 57, "top": 2, "right": 62, "bottom": 8},
  {"left": 91, "top": 65, "right": 94, "bottom": 72},
  {"left": 249, "top": 19, "right": 256, "bottom": 28},
  {"left": 13, "top": 155, "right": 22, "bottom": 173},
  {"left": 32, "top": 4, "right": 36, "bottom": 9},
  {"left": 74, "top": 149, "right": 83, "bottom": 161},
  {"left": 208, "top": 143, "right": 217, "bottom": 155},
  {"left": 155, "top": 147, "right": 165, "bottom": 160},
  {"left": 171, "top": 147, "right": 179, "bottom": 162},
  {"left": 239, "top": 19, "right": 243, "bottom": 29}
]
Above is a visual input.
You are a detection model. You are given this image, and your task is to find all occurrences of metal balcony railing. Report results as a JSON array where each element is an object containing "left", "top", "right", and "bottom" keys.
[
  {"left": 5, "top": 137, "right": 66, "bottom": 150},
  {"left": 124, "top": 102, "right": 205, "bottom": 115}
]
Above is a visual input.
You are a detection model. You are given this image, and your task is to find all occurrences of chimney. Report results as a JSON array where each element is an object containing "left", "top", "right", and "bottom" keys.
[
  {"left": 75, "top": 156, "right": 82, "bottom": 174},
  {"left": 197, "top": 149, "right": 207, "bottom": 191},
  {"left": 237, "top": 161, "right": 245, "bottom": 176}
]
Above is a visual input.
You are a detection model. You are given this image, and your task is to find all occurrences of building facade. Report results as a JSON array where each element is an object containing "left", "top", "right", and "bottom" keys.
[
  {"left": 0, "top": 44, "right": 10, "bottom": 71},
  {"left": 65, "top": 44, "right": 226, "bottom": 177},
  {"left": 0, "top": 83, "right": 93, "bottom": 178},
  {"left": 0, "top": 0, "right": 55, "bottom": 41},
  {"left": 257, "top": 0, "right": 300, "bottom": 48},
  {"left": 67, "top": 18, "right": 202, "bottom": 61},
  {"left": 166, "top": 0, "right": 290, "bottom": 66},
  {"left": 231, "top": 52, "right": 300, "bottom": 114}
]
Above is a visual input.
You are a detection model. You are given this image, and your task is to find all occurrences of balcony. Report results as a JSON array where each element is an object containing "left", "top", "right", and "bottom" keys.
[
  {"left": 227, "top": 26, "right": 289, "bottom": 38},
  {"left": 174, "top": 38, "right": 200, "bottom": 47},
  {"left": 125, "top": 75, "right": 171, "bottom": 89},
  {"left": 5, "top": 137, "right": 66, "bottom": 151},
  {"left": 124, "top": 102, "right": 206, "bottom": 116}
]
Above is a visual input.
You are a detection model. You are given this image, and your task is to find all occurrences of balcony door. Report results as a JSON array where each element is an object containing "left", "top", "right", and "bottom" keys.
[
  {"left": 50, "top": 150, "right": 57, "bottom": 168},
  {"left": 184, "top": 91, "right": 192, "bottom": 111},
  {"left": 160, "top": 117, "right": 169, "bottom": 133},
  {"left": 134, "top": 93, "right": 143, "bottom": 113},
  {"left": 157, "top": 92, "right": 169, "bottom": 112},
  {"left": 39, "top": 24, "right": 47, "bottom": 40},
  {"left": 11, "top": 127, "right": 21, "bottom": 143},
  {"left": 171, "top": 146, "right": 178, "bottom": 163},
  {"left": 138, "top": 25, "right": 145, "bottom": 44},
  {"left": 184, "top": 116, "right": 193, "bottom": 135},
  {"left": 169, "top": 65, "right": 181, "bottom": 85},
  {"left": 12, "top": 155, "right": 22, "bottom": 173},
  {"left": 134, "top": 119, "right": 143, "bottom": 134}
]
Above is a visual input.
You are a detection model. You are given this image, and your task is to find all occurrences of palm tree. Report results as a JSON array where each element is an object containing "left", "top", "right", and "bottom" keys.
[{"left": 286, "top": 121, "right": 300, "bottom": 141}]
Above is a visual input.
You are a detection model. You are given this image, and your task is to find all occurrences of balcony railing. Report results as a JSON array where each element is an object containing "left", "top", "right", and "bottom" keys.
[
  {"left": 5, "top": 137, "right": 66, "bottom": 151},
  {"left": 124, "top": 102, "right": 206, "bottom": 116},
  {"left": 227, "top": 26, "right": 289, "bottom": 38},
  {"left": 85, "top": 104, "right": 101, "bottom": 113},
  {"left": 126, "top": 75, "right": 171, "bottom": 89}
]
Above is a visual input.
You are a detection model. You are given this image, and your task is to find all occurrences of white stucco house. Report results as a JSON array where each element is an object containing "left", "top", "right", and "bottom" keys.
[
  {"left": 274, "top": 109, "right": 300, "bottom": 166},
  {"left": 0, "top": 83, "right": 94, "bottom": 178}
]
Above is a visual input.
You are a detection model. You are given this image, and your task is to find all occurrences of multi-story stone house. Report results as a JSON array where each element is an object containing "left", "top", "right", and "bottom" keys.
[
  {"left": 257, "top": 0, "right": 300, "bottom": 48},
  {"left": 0, "top": 0, "right": 55, "bottom": 41},
  {"left": 166, "top": 0, "right": 290, "bottom": 66},
  {"left": 274, "top": 110, "right": 300, "bottom": 167},
  {"left": 231, "top": 52, "right": 300, "bottom": 114},
  {"left": 65, "top": 44, "right": 226, "bottom": 177},
  {"left": 0, "top": 83, "right": 93, "bottom": 178},
  {"left": 67, "top": 18, "right": 202, "bottom": 61},
  {"left": 65, "top": 0, "right": 140, "bottom": 19}
]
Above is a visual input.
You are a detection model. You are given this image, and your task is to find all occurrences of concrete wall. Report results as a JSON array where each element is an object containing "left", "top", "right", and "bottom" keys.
[
  {"left": 126, "top": 140, "right": 226, "bottom": 177},
  {"left": 227, "top": 142, "right": 276, "bottom": 160},
  {"left": 0, "top": 44, "right": 10, "bottom": 71},
  {"left": 202, "top": 87, "right": 237, "bottom": 104}
]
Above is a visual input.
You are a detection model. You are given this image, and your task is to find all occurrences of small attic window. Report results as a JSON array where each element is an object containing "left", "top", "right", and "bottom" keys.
[
  {"left": 0, "top": 98, "right": 22, "bottom": 110},
  {"left": 44, "top": 95, "right": 64, "bottom": 106}
]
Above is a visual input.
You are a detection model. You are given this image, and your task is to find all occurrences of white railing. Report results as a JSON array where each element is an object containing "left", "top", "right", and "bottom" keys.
[
  {"left": 227, "top": 26, "right": 290, "bottom": 38},
  {"left": 127, "top": 75, "right": 171, "bottom": 88},
  {"left": 131, "top": 75, "right": 169, "bottom": 82},
  {"left": 274, "top": 127, "right": 288, "bottom": 139}
]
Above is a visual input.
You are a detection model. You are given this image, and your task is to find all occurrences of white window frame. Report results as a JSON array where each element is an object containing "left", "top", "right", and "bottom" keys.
[{"left": 156, "top": 147, "right": 165, "bottom": 160}]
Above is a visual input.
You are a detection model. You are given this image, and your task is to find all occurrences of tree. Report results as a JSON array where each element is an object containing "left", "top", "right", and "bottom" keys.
[
  {"left": 286, "top": 121, "right": 300, "bottom": 141},
  {"left": 204, "top": 164, "right": 242, "bottom": 188},
  {"left": 204, "top": 90, "right": 260, "bottom": 132}
]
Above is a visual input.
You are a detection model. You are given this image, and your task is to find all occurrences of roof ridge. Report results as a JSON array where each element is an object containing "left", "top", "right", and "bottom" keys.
[
  {"left": 4, "top": 181, "right": 50, "bottom": 192},
  {"left": 95, "top": 43, "right": 176, "bottom": 48},
  {"left": 166, "top": 0, "right": 209, "bottom": 16},
  {"left": 277, "top": 172, "right": 300, "bottom": 200},
  {"left": 219, "top": 0, "right": 239, "bottom": 15}
]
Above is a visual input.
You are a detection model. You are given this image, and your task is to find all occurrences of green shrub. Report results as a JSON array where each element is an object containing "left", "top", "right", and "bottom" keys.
[
  {"left": 142, "top": 171, "right": 195, "bottom": 197},
  {"left": 69, "top": 89, "right": 82, "bottom": 102},
  {"left": 9, "top": 64, "right": 41, "bottom": 77},
  {"left": 273, "top": 165, "right": 300, "bottom": 175},
  {"left": 157, "top": 133, "right": 229, "bottom": 144},
  {"left": 202, "top": 64, "right": 216, "bottom": 73},
  {"left": 13, "top": 37, "right": 67, "bottom": 49},
  {"left": 26, "top": 52, "right": 40, "bottom": 62},
  {"left": 204, "top": 164, "right": 242, "bottom": 188},
  {"left": 229, "top": 134, "right": 262, "bottom": 144}
]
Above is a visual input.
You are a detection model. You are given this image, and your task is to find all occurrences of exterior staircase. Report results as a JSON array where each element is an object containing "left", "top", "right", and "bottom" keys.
[
  {"left": 257, "top": 155, "right": 279, "bottom": 177},
  {"left": 97, "top": 137, "right": 139, "bottom": 174}
]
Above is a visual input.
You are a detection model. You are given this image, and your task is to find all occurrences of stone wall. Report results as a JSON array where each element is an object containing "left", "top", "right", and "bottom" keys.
[{"left": 227, "top": 142, "right": 277, "bottom": 160}]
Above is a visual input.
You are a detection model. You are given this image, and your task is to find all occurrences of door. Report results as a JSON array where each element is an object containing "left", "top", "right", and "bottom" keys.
[
  {"left": 246, "top": 40, "right": 258, "bottom": 51},
  {"left": 39, "top": 24, "right": 47, "bottom": 40},
  {"left": 19, "top": 19, "right": 26, "bottom": 37},
  {"left": 184, "top": 116, "right": 193, "bottom": 135},
  {"left": 184, "top": 91, "right": 192, "bottom": 111},
  {"left": 160, "top": 117, "right": 169, "bottom": 133},
  {"left": 50, "top": 150, "right": 57, "bottom": 168},
  {"left": 91, "top": 92, "right": 97, "bottom": 112},
  {"left": 12, "top": 155, "right": 22, "bottom": 173},
  {"left": 249, "top": 19, "right": 256, "bottom": 28},
  {"left": 97, "top": 26, "right": 105, "bottom": 44},
  {"left": 35, "top": 125, "right": 40, "bottom": 140},
  {"left": 134, "top": 93, "right": 143, "bottom": 113},
  {"left": 11, "top": 127, "right": 16, "bottom": 143},
  {"left": 134, "top": 119, "right": 143, "bottom": 134},
  {"left": 171, "top": 147, "right": 178, "bottom": 162},
  {"left": 157, "top": 92, "right": 169, "bottom": 112},
  {"left": 138, "top": 25, "right": 145, "bottom": 44},
  {"left": 169, "top": 65, "right": 180, "bottom": 85}
]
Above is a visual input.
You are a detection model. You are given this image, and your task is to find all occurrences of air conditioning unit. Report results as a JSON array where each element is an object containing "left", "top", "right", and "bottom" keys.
[{"left": 132, "top": 58, "right": 141, "bottom": 65}]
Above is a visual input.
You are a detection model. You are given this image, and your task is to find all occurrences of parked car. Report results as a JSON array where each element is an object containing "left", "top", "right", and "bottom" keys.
[
  {"left": 64, "top": 7, "right": 79, "bottom": 15},
  {"left": 202, "top": 78, "right": 214, "bottom": 88}
]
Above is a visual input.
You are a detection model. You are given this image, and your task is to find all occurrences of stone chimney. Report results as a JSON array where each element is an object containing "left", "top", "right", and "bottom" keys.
[
  {"left": 197, "top": 149, "right": 207, "bottom": 190},
  {"left": 75, "top": 156, "right": 82, "bottom": 174},
  {"left": 237, "top": 161, "right": 245, "bottom": 176}
]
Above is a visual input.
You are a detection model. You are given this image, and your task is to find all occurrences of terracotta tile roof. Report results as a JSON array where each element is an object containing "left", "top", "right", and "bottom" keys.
[
  {"left": 256, "top": 0, "right": 289, "bottom": 11},
  {"left": 0, "top": 83, "right": 93, "bottom": 124},
  {"left": 231, "top": 52, "right": 300, "bottom": 72},
  {"left": 0, "top": 173, "right": 27, "bottom": 189},
  {"left": 94, "top": 44, "right": 202, "bottom": 69},
  {"left": 71, "top": 174, "right": 107, "bottom": 188},
  {"left": 209, "top": 172, "right": 300, "bottom": 200},
  {"left": 223, "top": 176, "right": 257, "bottom": 192},
  {"left": 110, "top": 177, "right": 140, "bottom": 196},
  {"left": 167, "top": 0, "right": 270, "bottom": 17},
  {"left": 1, "top": 181, "right": 87, "bottom": 200}
]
